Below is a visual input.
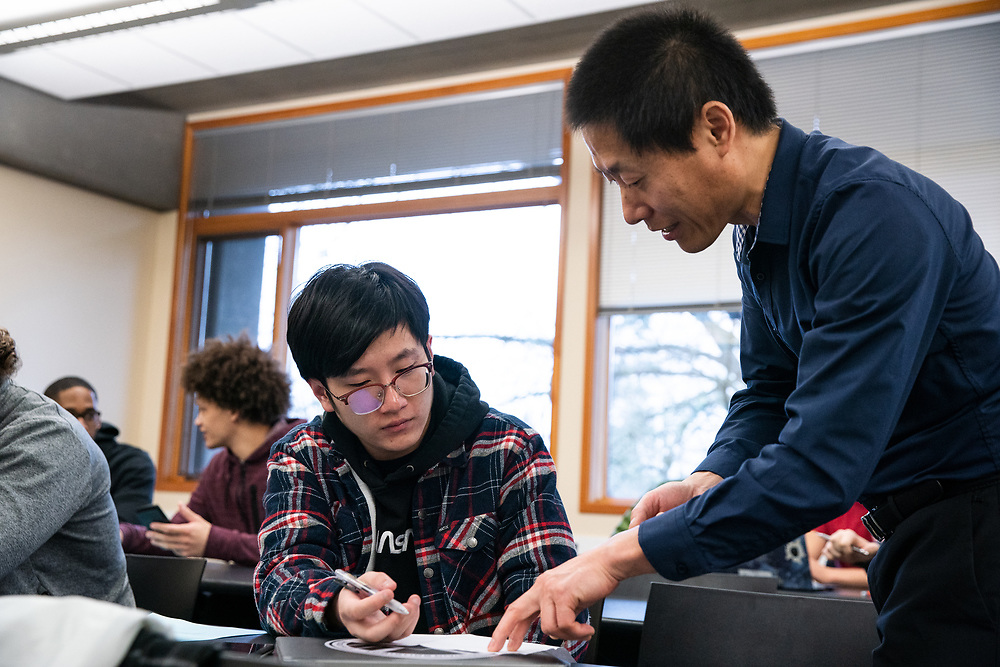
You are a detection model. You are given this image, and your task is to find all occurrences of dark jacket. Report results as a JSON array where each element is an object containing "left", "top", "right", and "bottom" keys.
[
  {"left": 121, "top": 417, "right": 304, "bottom": 565},
  {"left": 94, "top": 423, "right": 156, "bottom": 525}
]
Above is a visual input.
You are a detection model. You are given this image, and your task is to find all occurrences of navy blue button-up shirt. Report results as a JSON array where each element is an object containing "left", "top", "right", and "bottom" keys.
[{"left": 639, "top": 121, "right": 1000, "bottom": 579}]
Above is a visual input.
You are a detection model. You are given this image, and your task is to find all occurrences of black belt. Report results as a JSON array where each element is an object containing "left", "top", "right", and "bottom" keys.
[{"left": 861, "top": 472, "right": 1000, "bottom": 542}]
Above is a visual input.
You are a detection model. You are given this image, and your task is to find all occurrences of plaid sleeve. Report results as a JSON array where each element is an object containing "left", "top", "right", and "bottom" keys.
[
  {"left": 254, "top": 422, "right": 360, "bottom": 637},
  {"left": 493, "top": 420, "right": 589, "bottom": 659}
]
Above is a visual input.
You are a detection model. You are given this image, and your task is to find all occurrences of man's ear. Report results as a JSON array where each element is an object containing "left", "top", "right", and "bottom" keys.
[
  {"left": 308, "top": 378, "right": 335, "bottom": 412},
  {"left": 425, "top": 335, "right": 433, "bottom": 363},
  {"left": 699, "top": 101, "right": 736, "bottom": 155}
]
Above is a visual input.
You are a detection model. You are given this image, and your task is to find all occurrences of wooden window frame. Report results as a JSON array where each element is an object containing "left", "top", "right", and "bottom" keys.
[{"left": 157, "top": 69, "right": 573, "bottom": 491}]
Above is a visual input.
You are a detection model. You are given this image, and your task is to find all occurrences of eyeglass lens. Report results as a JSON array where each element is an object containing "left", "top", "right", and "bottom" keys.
[{"left": 346, "top": 365, "right": 431, "bottom": 415}]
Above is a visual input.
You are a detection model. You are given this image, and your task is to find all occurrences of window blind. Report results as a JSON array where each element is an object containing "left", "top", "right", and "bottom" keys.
[
  {"left": 188, "top": 81, "right": 565, "bottom": 216},
  {"left": 600, "top": 14, "right": 1000, "bottom": 312}
]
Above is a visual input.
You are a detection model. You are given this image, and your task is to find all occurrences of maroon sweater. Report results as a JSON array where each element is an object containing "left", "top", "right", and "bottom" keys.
[{"left": 121, "top": 417, "right": 304, "bottom": 565}]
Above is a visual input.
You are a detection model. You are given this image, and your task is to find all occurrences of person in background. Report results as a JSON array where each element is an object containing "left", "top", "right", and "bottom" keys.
[
  {"left": 490, "top": 7, "right": 1000, "bottom": 664},
  {"left": 805, "top": 503, "right": 879, "bottom": 590},
  {"left": 255, "top": 262, "right": 586, "bottom": 659},
  {"left": 120, "top": 335, "right": 304, "bottom": 566},
  {"left": 0, "top": 328, "right": 133, "bottom": 604},
  {"left": 43, "top": 376, "right": 156, "bottom": 525}
]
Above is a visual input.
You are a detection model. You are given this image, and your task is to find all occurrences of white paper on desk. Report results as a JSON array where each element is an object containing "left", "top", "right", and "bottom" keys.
[
  {"left": 341, "top": 633, "right": 554, "bottom": 657},
  {"left": 147, "top": 613, "right": 263, "bottom": 642}
]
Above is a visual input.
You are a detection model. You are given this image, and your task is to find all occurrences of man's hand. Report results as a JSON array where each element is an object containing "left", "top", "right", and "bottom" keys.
[
  {"left": 629, "top": 471, "right": 723, "bottom": 527},
  {"left": 488, "top": 528, "right": 653, "bottom": 653},
  {"left": 331, "top": 571, "right": 421, "bottom": 643},
  {"left": 145, "top": 503, "right": 212, "bottom": 557}
]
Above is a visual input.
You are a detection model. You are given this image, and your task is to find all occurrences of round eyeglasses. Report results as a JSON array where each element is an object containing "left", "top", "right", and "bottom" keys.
[{"left": 325, "top": 361, "right": 434, "bottom": 416}]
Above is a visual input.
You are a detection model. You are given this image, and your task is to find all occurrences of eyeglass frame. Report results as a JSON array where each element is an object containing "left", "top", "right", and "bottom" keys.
[
  {"left": 323, "top": 361, "right": 434, "bottom": 416},
  {"left": 65, "top": 407, "right": 101, "bottom": 422}
]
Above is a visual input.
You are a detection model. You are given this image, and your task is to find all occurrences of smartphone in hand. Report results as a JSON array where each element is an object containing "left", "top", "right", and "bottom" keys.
[{"left": 135, "top": 504, "right": 170, "bottom": 529}]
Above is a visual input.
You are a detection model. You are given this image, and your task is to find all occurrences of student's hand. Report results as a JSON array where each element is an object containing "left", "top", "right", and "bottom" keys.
[
  {"left": 145, "top": 503, "right": 211, "bottom": 557},
  {"left": 629, "top": 471, "right": 724, "bottom": 527},
  {"left": 821, "top": 529, "right": 878, "bottom": 565},
  {"left": 332, "top": 571, "right": 420, "bottom": 643},
  {"left": 488, "top": 528, "right": 652, "bottom": 653}
]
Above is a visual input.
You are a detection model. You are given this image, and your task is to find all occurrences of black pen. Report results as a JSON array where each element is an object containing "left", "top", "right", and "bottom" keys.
[{"left": 332, "top": 569, "right": 409, "bottom": 615}]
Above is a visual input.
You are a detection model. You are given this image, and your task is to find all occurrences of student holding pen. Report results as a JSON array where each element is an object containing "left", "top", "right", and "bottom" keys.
[{"left": 805, "top": 503, "right": 879, "bottom": 589}]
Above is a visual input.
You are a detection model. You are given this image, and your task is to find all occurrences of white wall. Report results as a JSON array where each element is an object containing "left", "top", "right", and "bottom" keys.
[{"left": 0, "top": 164, "right": 176, "bottom": 466}]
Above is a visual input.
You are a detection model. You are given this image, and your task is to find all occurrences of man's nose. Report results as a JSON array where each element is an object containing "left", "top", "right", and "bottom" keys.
[{"left": 621, "top": 189, "right": 651, "bottom": 226}]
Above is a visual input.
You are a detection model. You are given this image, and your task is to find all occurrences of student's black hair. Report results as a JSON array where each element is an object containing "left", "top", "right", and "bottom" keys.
[
  {"left": 286, "top": 262, "right": 430, "bottom": 382},
  {"left": 565, "top": 5, "right": 777, "bottom": 154},
  {"left": 44, "top": 376, "right": 97, "bottom": 401}
]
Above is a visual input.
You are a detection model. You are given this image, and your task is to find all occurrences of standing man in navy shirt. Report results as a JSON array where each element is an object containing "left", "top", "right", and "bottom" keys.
[{"left": 491, "top": 7, "right": 1000, "bottom": 664}]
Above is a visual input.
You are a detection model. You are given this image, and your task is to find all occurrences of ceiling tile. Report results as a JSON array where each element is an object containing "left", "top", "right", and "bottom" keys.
[
  {"left": 514, "top": 0, "right": 653, "bottom": 22},
  {"left": 138, "top": 10, "right": 312, "bottom": 78},
  {"left": 0, "top": 45, "right": 126, "bottom": 98},
  {"left": 364, "top": 0, "right": 533, "bottom": 43},
  {"left": 238, "top": 0, "right": 416, "bottom": 61},
  {"left": 34, "top": 28, "right": 218, "bottom": 92}
]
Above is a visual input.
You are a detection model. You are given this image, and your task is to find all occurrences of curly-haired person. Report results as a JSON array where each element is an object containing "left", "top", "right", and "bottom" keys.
[
  {"left": 121, "top": 335, "right": 305, "bottom": 566},
  {"left": 0, "top": 328, "right": 133, "bottom": 603}
]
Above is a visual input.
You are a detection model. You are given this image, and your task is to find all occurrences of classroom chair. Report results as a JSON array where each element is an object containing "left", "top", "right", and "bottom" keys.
[
  {"left": 637, "top": 581, "right": 880, "bottom": 666},
  {"left": 126, "top": 554, "right": 208, "bottom": 621}
]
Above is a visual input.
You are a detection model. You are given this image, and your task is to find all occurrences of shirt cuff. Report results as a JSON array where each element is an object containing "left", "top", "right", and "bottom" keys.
[{"left": 637, "top": 505, "right": 709, "bottom": 581}]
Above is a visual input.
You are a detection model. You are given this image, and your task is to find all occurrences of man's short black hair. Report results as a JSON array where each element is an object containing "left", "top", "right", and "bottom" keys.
[
  {"left": 182, "top": 335, "right": 290, "bottom": 425},
  {"left": 44, "top": 376, "right": 96, "bottom": 401},
  {"left": 287, "top": 262, "right": 430, "bottom": 382},
  {"left": 566, "top": 5, "right": 777, "bottom": 154}
]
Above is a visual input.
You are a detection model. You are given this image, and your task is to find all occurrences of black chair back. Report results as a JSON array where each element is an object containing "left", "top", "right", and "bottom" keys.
[
  {"left": 126, "top": 554, "right": 207, "bottom": 621},
  {"left": 638, "top": 582, "right": 879, "bottom": 666}
]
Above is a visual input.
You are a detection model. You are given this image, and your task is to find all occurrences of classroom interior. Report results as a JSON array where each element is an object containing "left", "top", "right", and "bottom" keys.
[{"left": 2, "top": 0, "right": 998, "bottom": 565}]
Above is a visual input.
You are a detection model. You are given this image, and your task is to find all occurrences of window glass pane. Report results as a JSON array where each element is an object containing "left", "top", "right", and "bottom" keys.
[
  {"left": 183, "top": 233, "right": 281, "bottom": 476},
  {"left": 604, "top": 309, "right": 744, "bottom": 500},
  {"left": 289, "top": 206, "right": 561, "bottom": 447}
]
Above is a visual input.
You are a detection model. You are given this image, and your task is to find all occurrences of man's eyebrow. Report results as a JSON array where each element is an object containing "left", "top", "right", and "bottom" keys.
[{"left": 596, "top": 162, "right": 623, "bottom": 181}]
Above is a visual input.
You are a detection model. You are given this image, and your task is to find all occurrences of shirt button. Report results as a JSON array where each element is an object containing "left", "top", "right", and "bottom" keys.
[
  {"left": 464, "top": 537, "right": 478, "bottom": 549},
  {"left": 417, "top": 510, "right": 426, "bottom": 520},
  {"left": 754, "top": 272, "right": 765, "bottom": 282},
  {"left": 676, "top": 564, "right": 689, "bottom": 576},
  {"left": 423, "top": 567, "right": 434, "bottom": 579},
  {"left": 433, "top": 628, "right": 445, "bottom": 635}
]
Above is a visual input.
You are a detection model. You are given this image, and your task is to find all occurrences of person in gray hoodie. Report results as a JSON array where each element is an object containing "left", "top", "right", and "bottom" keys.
[{"left": 0, "top": 327, "right": 133, "bottom": 604}]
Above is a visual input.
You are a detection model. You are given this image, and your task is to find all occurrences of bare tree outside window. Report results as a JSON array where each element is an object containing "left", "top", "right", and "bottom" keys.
[{"left": 605, "top": 309, "right": 743, "bottom": 500}]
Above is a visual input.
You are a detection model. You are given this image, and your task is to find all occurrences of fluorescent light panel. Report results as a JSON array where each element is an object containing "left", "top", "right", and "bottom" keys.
[{"left": 0, "top": 0, "right": 265, "bottom": 50}]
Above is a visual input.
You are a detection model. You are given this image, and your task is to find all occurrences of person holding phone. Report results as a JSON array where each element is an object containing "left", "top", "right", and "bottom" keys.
[
  {"left": 255, "top": 263, "right": 586, "bottom": 658},
  {"left": 120, "top": 336, "right": 304, "bottom": 566}
]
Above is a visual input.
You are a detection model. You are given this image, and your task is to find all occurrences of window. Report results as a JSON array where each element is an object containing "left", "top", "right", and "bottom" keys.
[
  {"left": 159, "top": 73, "right": 568, "bottom": 488},
  {"left": 585, "top": 12, "right": 1000, "bottom": 513},
  {"left": 289, "top": 206, "right": 562, "bottom": 447}
]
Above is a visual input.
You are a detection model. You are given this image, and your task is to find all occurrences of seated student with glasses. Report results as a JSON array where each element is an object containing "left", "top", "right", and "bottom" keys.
[
  {"left": 43, "top": 376, "right": 156, "bottom": 525},
  {"left": 255, "top": 262, "right": 586, "bottom": 658}
]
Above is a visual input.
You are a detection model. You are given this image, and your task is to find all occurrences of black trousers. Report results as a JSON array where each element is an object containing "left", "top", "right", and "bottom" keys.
[{"left": 867, "top": 478, "right": 1000, "bottom": 666}]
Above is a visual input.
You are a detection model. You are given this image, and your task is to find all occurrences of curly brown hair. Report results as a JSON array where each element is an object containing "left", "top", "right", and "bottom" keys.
[
  {"left": 0, "top": 328, "right": 20, "bottom": 382},
  {"left": 181, "top": 335, "right": 290, "bottom": 425}
]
